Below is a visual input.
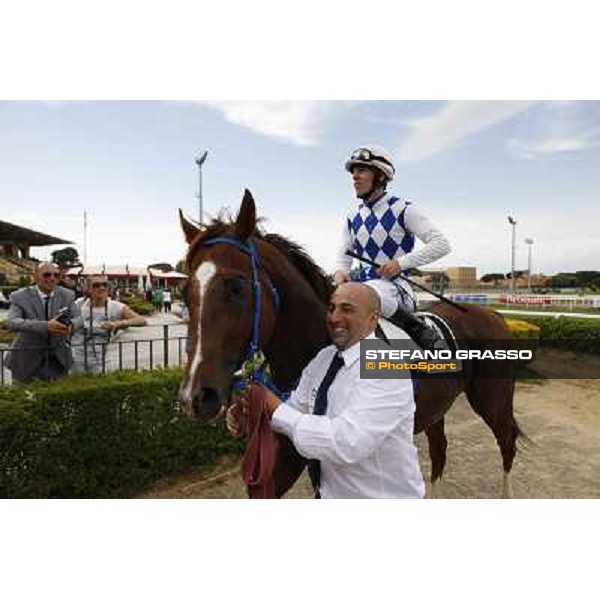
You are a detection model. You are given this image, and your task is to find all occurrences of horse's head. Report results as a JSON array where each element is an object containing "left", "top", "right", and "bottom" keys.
[{"left": 178, "top": 189, "right": 279, "bottom": 421}]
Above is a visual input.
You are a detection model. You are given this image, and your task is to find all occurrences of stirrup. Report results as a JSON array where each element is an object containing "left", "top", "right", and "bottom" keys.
[{"left": 387, "top": 309, "right": 443, "bottom": 352}]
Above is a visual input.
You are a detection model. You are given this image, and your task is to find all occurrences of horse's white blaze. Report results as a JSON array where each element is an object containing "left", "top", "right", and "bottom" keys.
[{"left": 181, "top": 261, "right": 216, "bottom": 407}]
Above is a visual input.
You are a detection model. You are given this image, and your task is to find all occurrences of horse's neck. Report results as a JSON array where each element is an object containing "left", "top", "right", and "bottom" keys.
[
  {"left": 264, "top": 298, "right": 329, "bottom": 390},
  {"left": 262, "top": 274, "right": 329, "bottom": 390}
]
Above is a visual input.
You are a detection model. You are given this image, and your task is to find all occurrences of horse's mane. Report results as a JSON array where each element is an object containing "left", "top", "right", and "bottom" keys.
[
  {"left": 186, "top": 215, "right": 333, "bottom": 304},
  {"left": 264, "top": 233, "right": 333, "bottom": 303}
]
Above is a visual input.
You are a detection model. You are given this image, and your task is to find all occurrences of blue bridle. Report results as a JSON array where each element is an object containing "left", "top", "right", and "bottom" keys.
[{"left": 200, "top": 236, "right": 287, "bottom": 399}]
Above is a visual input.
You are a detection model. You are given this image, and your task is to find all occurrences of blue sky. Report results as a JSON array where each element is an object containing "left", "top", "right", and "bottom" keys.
[{"left": 1, "top": 100, "right": 599, "bottom": 276}]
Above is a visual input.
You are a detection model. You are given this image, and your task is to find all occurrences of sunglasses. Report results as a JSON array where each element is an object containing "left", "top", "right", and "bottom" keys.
[
  {"left": 92, "top": 282, "right": 109, "bottom": 289},
  {"left": 41, "top": 272, "right": 60, "bottom": 279}
]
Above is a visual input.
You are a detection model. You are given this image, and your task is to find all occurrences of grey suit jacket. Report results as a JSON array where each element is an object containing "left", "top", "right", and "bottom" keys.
[{"left": 5, "top": 285, "right": 77, "bottom": 381}]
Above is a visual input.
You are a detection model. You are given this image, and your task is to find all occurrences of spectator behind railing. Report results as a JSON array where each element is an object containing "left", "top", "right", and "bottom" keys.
[
  {"left": 5, "top": 262, "right": 81, "bottom": 382},
  {"left": 71, "top": 275, "right": 147, "bottom": 374}
]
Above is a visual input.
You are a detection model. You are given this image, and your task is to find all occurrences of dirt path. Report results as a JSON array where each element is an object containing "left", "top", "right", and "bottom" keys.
[{"left": 139, "top": 349, "right": 600, "bottom": 499}]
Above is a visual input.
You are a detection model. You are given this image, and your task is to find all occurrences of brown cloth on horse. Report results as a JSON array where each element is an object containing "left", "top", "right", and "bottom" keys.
[{"left": 242, "top": 385, "right": 278, "bottom": 499}]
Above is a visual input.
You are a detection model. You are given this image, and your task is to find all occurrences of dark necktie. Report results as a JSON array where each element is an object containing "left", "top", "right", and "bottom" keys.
[
  {"left": 307, "top": 352, "right": 345, "bottom": 497},
  {"left": 44, "top": 295, "right": 50, "bottom": 320},
  {"left": 44, "top": 295, "right": 51, "bottom": 349}
]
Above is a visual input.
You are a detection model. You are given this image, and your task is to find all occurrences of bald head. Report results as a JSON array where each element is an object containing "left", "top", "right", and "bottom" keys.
[
  {"left": 36, "top": 262, "right": 58, "bottom": 274},
  {"left": 327, "top": 282, "right": 381, "bottom": 349},
  {"left": 332, "top": 282, "right": 380, "bottom": 311},
  {"left": 35, "top": 262, "right": 60, "bottom": 293}
]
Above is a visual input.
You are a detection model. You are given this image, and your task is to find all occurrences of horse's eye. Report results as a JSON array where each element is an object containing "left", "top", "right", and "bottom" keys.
[{"left": 223, "top": 277, "right": 246, "bottom": 302}]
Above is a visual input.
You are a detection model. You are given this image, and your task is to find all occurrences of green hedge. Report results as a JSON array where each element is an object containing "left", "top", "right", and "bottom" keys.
[
  {"left": 0, "top": 369, "right": 243, "bottom": 498},
  {"left": 516, "top": 316, "right": 600, "bottom": 355},
  {"left": 122, "top": 296, "right": 156, "bottom": 316},
  {"left": 0, "top": 286, "right": 19, "bottom": 296}
]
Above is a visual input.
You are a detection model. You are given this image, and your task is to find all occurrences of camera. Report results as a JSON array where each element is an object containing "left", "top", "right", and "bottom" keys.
[{"left": 55, "top": 306, "right": 73, "bottom": 326}]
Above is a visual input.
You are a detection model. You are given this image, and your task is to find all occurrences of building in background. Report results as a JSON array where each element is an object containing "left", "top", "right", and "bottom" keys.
[
  {"left": 0, "top": 220, "right": 72, "bottom": 286},
  {"left": 66, "top": 264, "right": 187, "bottom": 292},
  {"left": 445, "top": 267, "right": 478, "bottom": 289}
]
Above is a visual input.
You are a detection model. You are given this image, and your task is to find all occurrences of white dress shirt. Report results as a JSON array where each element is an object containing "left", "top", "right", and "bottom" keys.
[{"left": 271, "top": 333, "right": 425, "bottom": 499}]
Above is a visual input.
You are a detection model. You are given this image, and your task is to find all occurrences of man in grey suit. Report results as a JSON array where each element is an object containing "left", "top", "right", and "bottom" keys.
[{"left": 5, "top": 262, "right": 77, "bottom": 382}]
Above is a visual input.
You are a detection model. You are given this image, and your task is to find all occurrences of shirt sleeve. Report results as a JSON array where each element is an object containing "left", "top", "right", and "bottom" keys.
[
  {"left": 271, "top": 375, "right": 414, "bottom": 465},
  {"left": 334, "top": 216, "right": 353, "bottom": 273},
  {"left": 399, "top": 204, "right": 451, "bottom": 270}
]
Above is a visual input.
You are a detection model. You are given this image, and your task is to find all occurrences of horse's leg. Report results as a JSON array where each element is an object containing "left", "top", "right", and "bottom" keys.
[
  {"left": 465, "top": 377, "right": 520, "bottom": 498},
  {"left": 425, "top": 417, "right": 447, "bottom": 499},
  {"left": 272, "top": 434, "right": 307, "bottom": 498}
]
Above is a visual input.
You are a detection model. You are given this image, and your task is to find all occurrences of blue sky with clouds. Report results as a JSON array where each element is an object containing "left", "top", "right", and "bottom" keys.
[{"left": 1, "top": 100, "right": 599, "bottom": 276}]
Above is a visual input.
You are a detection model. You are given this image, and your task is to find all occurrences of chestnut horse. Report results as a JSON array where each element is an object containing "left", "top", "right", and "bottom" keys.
[{"left": 179, "top": 190, "right": 523, "bottom": 498}]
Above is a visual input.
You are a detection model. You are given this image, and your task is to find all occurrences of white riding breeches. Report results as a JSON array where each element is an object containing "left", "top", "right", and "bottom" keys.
[{"left": 363, "top": 278, "right": 416, "bottom": 317}]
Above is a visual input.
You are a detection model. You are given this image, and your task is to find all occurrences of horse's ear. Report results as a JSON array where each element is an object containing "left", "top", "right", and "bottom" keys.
[
  {"left": 234, "top": 189, "right": 257, "bottom": 241},
  {"left": 179, "top": 209, "right": 199, "bottom": 244}
]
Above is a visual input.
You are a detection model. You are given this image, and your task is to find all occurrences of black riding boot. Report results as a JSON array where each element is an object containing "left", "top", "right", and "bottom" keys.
[{"left": 387, "top": 306, "right": 443, "bottom": 352}]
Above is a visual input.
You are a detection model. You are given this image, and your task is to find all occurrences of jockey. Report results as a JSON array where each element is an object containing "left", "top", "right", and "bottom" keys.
[{"left": 334, "top": 145, "right": 451, "bottom": 351}]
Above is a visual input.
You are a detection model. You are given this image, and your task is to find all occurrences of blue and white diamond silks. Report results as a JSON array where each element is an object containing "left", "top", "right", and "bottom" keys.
[{"left": 346, "top": 195, "right": 415, "bottom": 281}]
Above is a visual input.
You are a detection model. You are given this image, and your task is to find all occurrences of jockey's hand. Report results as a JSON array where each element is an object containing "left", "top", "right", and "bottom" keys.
[
  {"left": 333, "top": 270, "right": 349, "bottom": 286},
  {"left": 377, "top": 260, "right": 401, "bottom": 280}
]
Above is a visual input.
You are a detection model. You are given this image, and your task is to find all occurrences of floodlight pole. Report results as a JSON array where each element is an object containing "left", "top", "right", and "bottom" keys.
[
  {"left": 508, "top": 215, "right": 517, "bottom": 294},
  {"left": 525, "top": 238, "right": 534, "bottom": 293},
  {"left": 83, "top": 210, "right": 88, "bottom": 266},
  {"left": 195, "top": 151, "right": 208, "bottom": 224}
]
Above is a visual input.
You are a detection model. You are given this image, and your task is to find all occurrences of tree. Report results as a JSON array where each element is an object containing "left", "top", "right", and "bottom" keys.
[
  {"left": 575, "top": 271, "right": 600, "bottom": 290},
  {"left": 505, "top": 270, "right": 527, "bottom": 280},
  {"left": 481, "top": 273, "right": 505, "bottom": 283},
  {"left": 175, "top": 259, "right": 188, "bottom": 274},
  {"left": 549, "top": 273, "right": 578, "bottom": 289},
  {"left": 51, "top": 247, "right": 80, "bottom": 269},
  {"left": 148, "top": 262, "right": 174, "bottom": 272}
]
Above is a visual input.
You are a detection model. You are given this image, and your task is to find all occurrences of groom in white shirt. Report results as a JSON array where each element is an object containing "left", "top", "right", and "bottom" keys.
[{"left": 227, "top": 282, "right": 425, "bottom": 499}]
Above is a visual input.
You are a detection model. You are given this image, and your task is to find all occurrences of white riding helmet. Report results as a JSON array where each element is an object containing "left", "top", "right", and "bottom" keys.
[{"left": 345, "top": 145, "right": 395, "bottom": 182}]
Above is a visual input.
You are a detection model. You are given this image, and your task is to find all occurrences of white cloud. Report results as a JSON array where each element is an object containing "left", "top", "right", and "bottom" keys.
[
  {"left": 507, "top": 130, "right": 600, "bottom": 158},
  {"left": 399, "top": 101, "right": 536, "bottom": 162},
  {"left": 198, "top": 101, "right": 334, "bottom": 146}
]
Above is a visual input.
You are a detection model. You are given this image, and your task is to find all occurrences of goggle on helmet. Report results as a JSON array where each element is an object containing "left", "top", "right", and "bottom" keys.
[{"left": 344, "top": 145, "right": 395, "bottom": 182}]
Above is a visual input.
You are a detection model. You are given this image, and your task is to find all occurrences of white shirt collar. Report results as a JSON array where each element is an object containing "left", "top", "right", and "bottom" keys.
[
  {"left": 36, "top": 286, "right": 54, "bottom": 300},
  {"left": 338, "top": 331, "right": 377, "bottom": 368}
]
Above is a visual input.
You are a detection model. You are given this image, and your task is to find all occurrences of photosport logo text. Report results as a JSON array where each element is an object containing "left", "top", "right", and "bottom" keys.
[{"left": 360, "top": 339, "right": 533, "bottom": 379}]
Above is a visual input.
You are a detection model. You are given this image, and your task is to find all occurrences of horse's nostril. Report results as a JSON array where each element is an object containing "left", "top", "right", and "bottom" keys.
[{"left": 192, "top": 386, "right": 222, "bottom": 419}]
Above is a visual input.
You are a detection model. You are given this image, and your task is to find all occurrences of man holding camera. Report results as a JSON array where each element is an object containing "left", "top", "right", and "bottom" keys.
[{"left": 5, "top": 262, "right": 78, "bottom": 382}]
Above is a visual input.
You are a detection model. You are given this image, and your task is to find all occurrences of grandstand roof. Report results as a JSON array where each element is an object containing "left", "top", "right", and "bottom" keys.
[{"left": 0, "top": 220, "right": 72, "bottom": 246}]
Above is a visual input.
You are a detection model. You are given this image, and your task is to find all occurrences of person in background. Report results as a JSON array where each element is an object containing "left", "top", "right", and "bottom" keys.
[
  {"left": 58, "top": 271, "right": 84, "bottom": 300},
  {"left": 71, "top": 275, "right": 147, "bottom": 374},
  {"left": 152, "top": 287, "right": 164, "bottom": 313},
  {"left": 163, "top": 289, "right": 172, "bottom": 313},
  {"left": 5, "top": 262, "right": 79, "bottom": 382}
]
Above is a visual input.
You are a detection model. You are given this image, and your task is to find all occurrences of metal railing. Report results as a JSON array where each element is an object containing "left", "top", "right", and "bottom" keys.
[{"left": 0, "top": 325, "right": 190, "bottom": 385}]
